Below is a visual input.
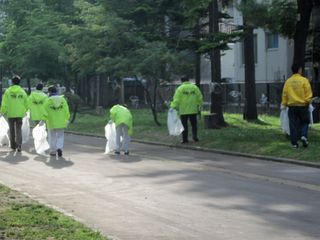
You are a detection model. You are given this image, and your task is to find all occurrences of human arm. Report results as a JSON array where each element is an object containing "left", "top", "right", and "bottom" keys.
[
  {"left": 281, "top": 82, "right": 288, "bottom": 107},
  {"left": 170, "top": 87, "right": 181, "bottom": 110}
]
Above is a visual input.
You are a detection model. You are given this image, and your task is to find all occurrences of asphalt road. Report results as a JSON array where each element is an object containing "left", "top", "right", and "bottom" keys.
[{"left": 0, "top": 134, "right": 320, "bottom": 240}]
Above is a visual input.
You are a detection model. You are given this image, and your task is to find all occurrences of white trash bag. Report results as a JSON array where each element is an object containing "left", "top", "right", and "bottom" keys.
[
  {"left": 0, "top": 116, "right": 10, "bottom": 146},
  {"left": 280, "top": 107, "right": 290, "bottom": 135},
  {"left": 309, "top": 104, "right": 314, "bottom": 125},
  {"left": 22, "top": 113, "right": 30, "bottom": 144},
  {"left": 167, "top": 109, "right": 184, "bottom": 136},
  {"left": 105, "top": 122, "right": 117, "bottom": 154},
  {"left": 32, "top": 123, "right": 50, "bottom": 155}
]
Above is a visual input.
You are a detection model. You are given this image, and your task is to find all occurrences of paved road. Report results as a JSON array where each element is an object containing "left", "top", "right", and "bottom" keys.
[{"left": 0, "top": 134, "right": 320, "bottom": 240}]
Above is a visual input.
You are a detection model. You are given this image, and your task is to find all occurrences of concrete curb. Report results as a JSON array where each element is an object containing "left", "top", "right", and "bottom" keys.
[{"left": 66, "top": 131, "right": 320, "bottom": 169}]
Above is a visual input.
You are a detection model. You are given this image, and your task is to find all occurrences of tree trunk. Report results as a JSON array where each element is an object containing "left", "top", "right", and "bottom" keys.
[
  {"left": 136, "top": 75, "right": 161, "bottom": 126},
  {"left": 313, "top": 4, "right": 320, "bottom": 96},
  {"left": 70, "top": 103, "right": 78, "bottom": 124},
  {"left": 209, "top": 0, "right": 226, "bottom": 127},
  {"left": 195, "top": 19, "right": 201, "bottom": 88},
  {"left": 243, "top": 25, "right": 258, "bottom": 121},
  {"left": 27, "top": 78, "right": 31, "bottom": 95},
  {"left": 293, "top": 0, "right": 313, "bottom": 68}
]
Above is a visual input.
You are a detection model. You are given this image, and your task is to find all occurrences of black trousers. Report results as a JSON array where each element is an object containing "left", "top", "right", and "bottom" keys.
[
  {"left": 288, "top": 106, "right": 309, "bottom": 145},
  {"left": 8, "top": 118, "right": 23, "bottom": 149},
  {"left": 180, "top": 114, "right": 198, "bottom": 142}
]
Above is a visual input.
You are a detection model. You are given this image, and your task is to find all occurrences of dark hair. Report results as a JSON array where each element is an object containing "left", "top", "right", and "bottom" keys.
[
  {"left": 291, "top": 63, "right": 301, "bottom": 74},
  {"left": 48, "top": 85, "right": 57, "bottom": 94},
  {"left": 181, "top": 76, "right": 189, "bottom": 82},
  {"left": 12, "top": 75, "right": 21, "bottom": 85},
  {"left": 36, "top": 83, "right": 43, "bottom": 90}
]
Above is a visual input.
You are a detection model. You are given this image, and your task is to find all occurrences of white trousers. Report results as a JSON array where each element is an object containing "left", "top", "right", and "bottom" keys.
[
  {"left": 116, "top": 124, "right": 130, "bottom": 152},
  {"left": 48, "top": 129, "right": 64, "bottom": 152}
]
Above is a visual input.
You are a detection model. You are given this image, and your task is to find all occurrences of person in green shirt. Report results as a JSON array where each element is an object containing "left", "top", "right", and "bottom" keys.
[
  {"left": 0, "top": 75, "right": 28, "bottom": 152},
  {"left": 42, "top": 86, "right": 70, "bottom": 157},
  {"left": 28, "top": 83, "right": 48, "bottom": 123},
  {"left": 170, "top": 77, "right": 203, "bottom": 143},
  {"left": 109, "top": 104, "right": 133, "bottom": 155}
]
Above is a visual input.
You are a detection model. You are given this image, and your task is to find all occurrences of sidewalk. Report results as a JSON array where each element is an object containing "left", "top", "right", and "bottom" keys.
[{"left": 0, "top": 134, "right": 320, "bottom": 240}]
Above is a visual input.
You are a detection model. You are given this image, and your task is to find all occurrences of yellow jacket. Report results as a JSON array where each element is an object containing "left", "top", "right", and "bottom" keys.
[{"left": 281, "top": 74, "right": 312, "bottom": 107}]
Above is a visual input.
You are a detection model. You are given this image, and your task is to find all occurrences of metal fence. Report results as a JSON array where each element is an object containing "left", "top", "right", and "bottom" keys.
[{"left": 158, "top": 82, "right": 284, "bottom": 114}]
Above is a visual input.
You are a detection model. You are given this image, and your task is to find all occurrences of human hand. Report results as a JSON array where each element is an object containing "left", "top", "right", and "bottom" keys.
[
  {"left": 39, "top": 120, "right": 45, "bottom": 126},
  {"left": 280, "top": 105, "right": 286, "bottom": 110},
  {"left": 108, "top": 120, "right": 113, "bottom": 124}
]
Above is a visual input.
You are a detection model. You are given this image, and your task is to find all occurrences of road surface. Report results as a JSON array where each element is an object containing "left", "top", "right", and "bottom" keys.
[{"left": 0, "top": 134, "right": 320, "bottom": 240}]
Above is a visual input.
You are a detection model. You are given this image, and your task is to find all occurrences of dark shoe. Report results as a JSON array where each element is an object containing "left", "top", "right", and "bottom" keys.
[
  {"left": 17, "top": 146, "right": 21, "bottom": 152},
  {"left": 193, "top": 137, "right": 199, "bottom": 142},
  {"left": 301, "top": 136, "right": 308, "bottom": 148},
  {"left": 124, "top": 151, "right": 129, "bottom": 155},
  {"left": 49, "top": 152, "right": 56, "bottom": 156},
  {"left": 57, "top": 149, "right": 63, "bottom": 157},
  {"left": 181, "top": 140, "right": 189, "bottom": 144},
  {"left": 114, "top": 151, "right": 120, "bottom": 155},
  {"left": 292, "top": 144, "right": 299, "bottom": 149}
]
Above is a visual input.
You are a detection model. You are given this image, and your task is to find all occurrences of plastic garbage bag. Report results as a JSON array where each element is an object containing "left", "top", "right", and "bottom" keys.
[
  {"left": 280, "top": 107, "right": 290, "bottom": 135},
  {"left": 105, "top": 122, "right": 117, "bottom": 154},
  {"left": 0, "top": 116, "right": 10, "bottom": 146},
  {"left": 167, "top": 109, "right": 184, "bottom": 136},
  {"left": 32, "top": 123, "right": 49, "bottom": 155},
  {"left": 309, "top": 104, "right": 314, "bottom": 125},
  {"left": 22, "top": 113, "right": 30, "bottom": 144}
]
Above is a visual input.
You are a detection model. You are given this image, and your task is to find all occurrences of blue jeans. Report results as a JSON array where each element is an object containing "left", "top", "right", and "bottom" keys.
[{"left": 288, "top": 106, "right": 309, "bottom": 145}]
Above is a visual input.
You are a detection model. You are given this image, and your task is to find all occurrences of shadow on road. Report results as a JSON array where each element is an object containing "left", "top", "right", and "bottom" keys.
[{"left": 0, "top": 151, "right": 29, "bottom": 164}]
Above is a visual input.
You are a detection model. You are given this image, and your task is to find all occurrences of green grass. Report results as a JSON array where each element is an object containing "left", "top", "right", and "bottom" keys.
[
  {"left": 0, "top": 184, "right": 108, "bottom": 240},
  {"left": 69, "top": 108, "right": 320, "bottom": 162}
]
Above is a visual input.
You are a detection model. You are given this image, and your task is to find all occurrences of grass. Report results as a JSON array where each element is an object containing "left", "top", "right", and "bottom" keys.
[
  {"left": 0, "top": 184, "right": 108, "bottom": 240},
  {"left": 68, "top": 108, "right": 320, "bottom": 162}
]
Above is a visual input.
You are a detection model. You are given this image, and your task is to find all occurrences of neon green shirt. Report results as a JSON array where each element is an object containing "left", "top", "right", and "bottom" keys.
[
  {"left": 170, "top": 82, "right": 203, "bottom": 115},
  {"left": 0, "top": 85, "right": 28, "bottom": 118},
  {"left": 28, "top": 90, "right": 48, "bottom": 121},
  {"left": 110, "top": 104, "right": 133, "bottom": 136},
  {"left": 44, "top": 95, "right": 70, "bottom": 129}
]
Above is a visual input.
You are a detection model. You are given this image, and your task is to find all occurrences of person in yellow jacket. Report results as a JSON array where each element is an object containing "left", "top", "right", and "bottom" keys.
[
  {"left": 109, "top": 104, "right": 133, "bottom": 155},
  {"left": 170, "top": 77, "right": 203, "bottom": 143},
  {"left": 28, "top": 83, "right": 48, "bottom": 123},
  {"left": 42, "top": 86, "right": 70, "bottom": 157},
  {"left": 0, "top": 75, "right": 28, "bottom": 152},
  {"left": 281, "top": 63, "right": 313, "bottom": 148}
]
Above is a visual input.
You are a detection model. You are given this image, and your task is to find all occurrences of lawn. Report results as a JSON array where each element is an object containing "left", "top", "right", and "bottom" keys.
[
  {"left": 0, "top": 184, "right": 108, "bottom": 240},
  {"left": 68, "top": 108, "right": 320, "bottom": 162}
]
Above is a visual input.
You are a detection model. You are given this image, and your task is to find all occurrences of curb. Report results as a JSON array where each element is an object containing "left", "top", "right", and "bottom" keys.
[{"left": 66, "top": 131, "right": 320, "bottom": 169}]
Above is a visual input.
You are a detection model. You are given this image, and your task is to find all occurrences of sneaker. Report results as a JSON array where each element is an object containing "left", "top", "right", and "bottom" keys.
[
  {"left": 17, "top": 146, "right": 21, "bottom": 152},
  {"left": 292, "top": 144, "right": 299, "bottom": 149},
  {"left": 301, "top": 136, "right": 308, "bottom": 148},
  {"left": 114, "top": 151, "right": 120, "bottom": 155},
  {"left": 124, "top": 151, "right": 129, "bottom": 155},
  {"left": 57, "top": 149, "right": 63, "bottom": 157}
]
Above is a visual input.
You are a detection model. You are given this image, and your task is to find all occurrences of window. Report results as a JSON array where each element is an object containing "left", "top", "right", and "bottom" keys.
[
  {"left": 241, "top": 34, "right": 257, "bottom": 65},
  {"left": 267, "top": 33, "right": 279, "bottom": 49}
]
